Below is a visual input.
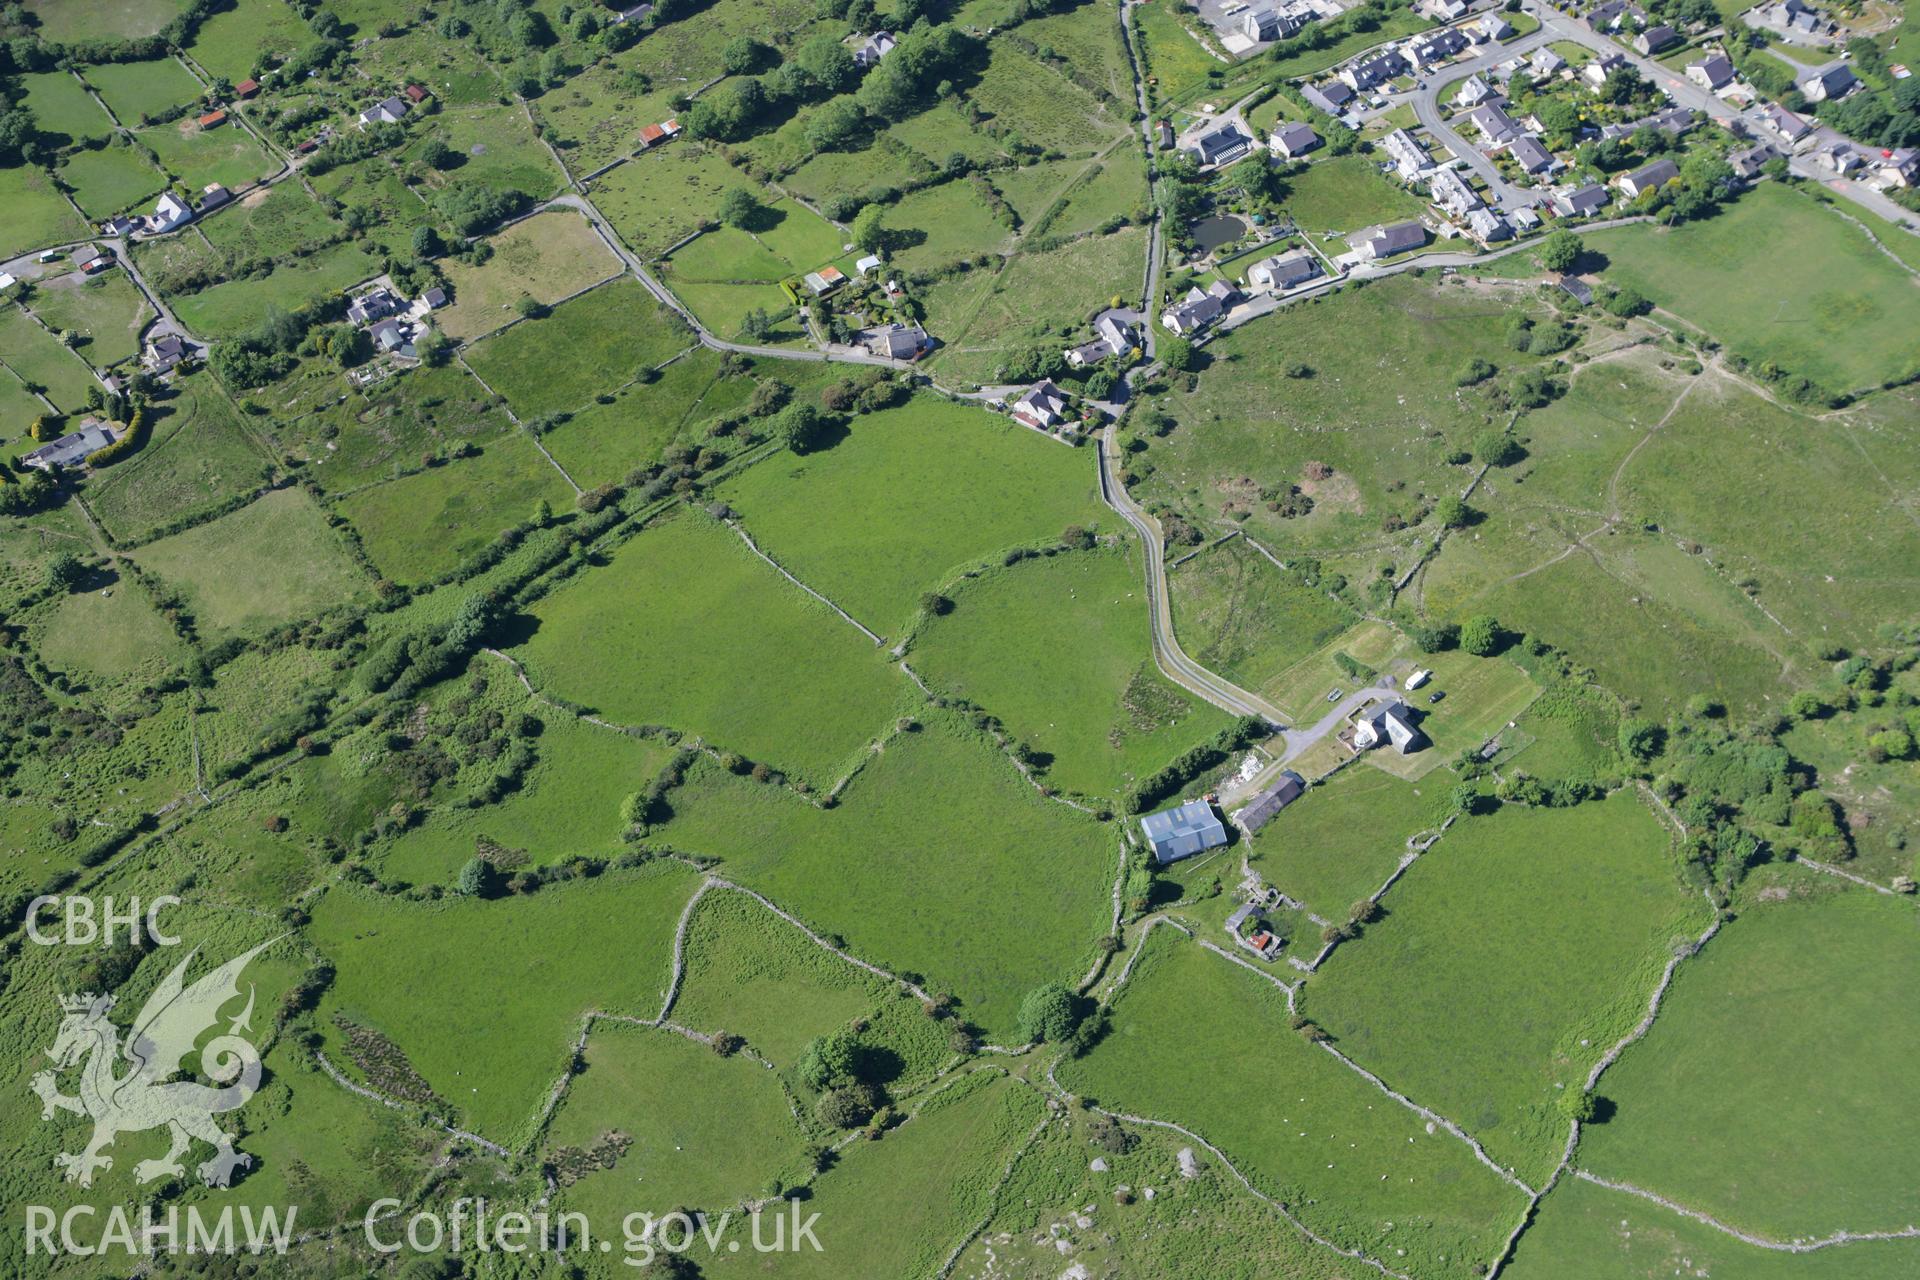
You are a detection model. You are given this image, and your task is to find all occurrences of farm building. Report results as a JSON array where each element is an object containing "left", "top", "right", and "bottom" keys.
[
  {"left": 1140, "top": 799, "right": 1229, "bottom": 865},
  {"left": 1233, "top": 770, "right": 1307, "bottom": 834}
]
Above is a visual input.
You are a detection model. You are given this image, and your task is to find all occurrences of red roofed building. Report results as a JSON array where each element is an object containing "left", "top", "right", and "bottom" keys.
[
  {"left": 235, "top": 78, "right": 260, "bottom": 98},
  {"left": 639, "top": 123, "right": 666, "bottom": 147},
  {"left": 197, "top": 109, "right": 228, "bottom": 128},
  {"left": 403, "top": 83, "right": 429, "bottom": 103}
]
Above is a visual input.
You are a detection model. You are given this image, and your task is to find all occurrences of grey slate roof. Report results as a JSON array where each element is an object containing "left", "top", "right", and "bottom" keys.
[
  {"left": 1140, "top": 799, "right": 1229, "bottom": 864},
  {"left": 1233, "top": 770, "right": 1307, "bottom": 834}
]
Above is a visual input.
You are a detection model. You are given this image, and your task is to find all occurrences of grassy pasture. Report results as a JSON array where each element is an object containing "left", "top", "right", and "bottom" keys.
[
  {"left": 671, "top": 888, "right": 893, "bottom": 1067},
  {"left": 1282, "top": 154, "right": 1429, "bottom": 235},
  {"left": 271, "top": 361, "right": 515, "bottom": 491},
  {"left": 336, "top": 432, "right": 574, "bottom": 585},
  {"left": 1305, "top": 795, "right": 1704, "bottom": 1185},
  {"left": 540, "top": 347, "right": 745, "bottom": 489},
  {"left": 434, "top": 209, "right": 621, "bottom": 341},
  {"left": 1507, "top": 1175, "right": 1920, "bottom": 1280},
  {"left": 0, "top": 165, "right": 91, "bottom": 261},
  {"left": 715, "top": 395, "right": 1105, "bottom": 634},
  {"left": 662, "top": 277, "right": 798, "bottom": 342},
  {"left": 55, "top": 145, "right": 168, "bottom": 218},
  {"left": 910, "top": 544, "right": 1233, "bottom": 799},
  {"left": 1576, "top": 879, "right": 1920, "bottom": 1237},
  {"left": 370, "top": 694, "right": 679, "bottom": 886},
  {"left": 462, "top": 279, "right": 691, "bottom": 418},
  {"left": 1365, "top": 647, "right": 1540, "bottom": 781},
  {"left": 515, "top": 511, "right": 904, "bottom": 782},
  {"left": 780, "top": 141, "right": 931, "bottom": 208},
  {"left": 1060, "top": 931, "right": 1529, "bottom": 1278},
  {"left": 26, "top": 270, "right": 153, "bottom": 368},
  {"left": 590, "top": 145, "right": 781, "bottom": 259},
  {"left": 169, "top": 239, "right": 383, "bottom": 337},
  {"left": 1169, "top": 535, "right": 1358, "bottom": 699},
  {"left": 136, "top": 118, "right": 279, "bottom": 191},
  {"left": 1054, "top": 145, "right": 1150, "bottom": 235},
  {"left": 548, "top": 1023, "right": 810, "bottom": 1221},
  {"left": 1584, "top": 184, "right": 1920, "bottom": 393},
  {"left": 1247, "top": 764, "right": 1447, "bottom": 920},
  {"left": 84, "top": 375, "right": 269, "bottom": 540},
  {"left": 704, "top": 1073, "right": 1047, "bottom": 1279},
  {"left": 1129, "top": 275, "right": 1539, "bottom": 556},
  {"left": 404, "top": 104, "right": 564, "bottom": 205},
  {"left": 1132, "top": 0, "right": 1222, "bottom": 102},
  {"left": 1262, "top": 618, "right": 1400, "bottom": 721},
  {"left": 185, "top": 0, "right": 312, "bottom": 80},
  {"left": 19, "top": 71, "right": 114, "bottom": 143},
  {"left": 0, "top": 305, "right": 99, "bottom": 413},
  {"left": 309, "top": 863, "right": 700, "bottom": 1142},
  {"left": 651, "top": 713, "right": 1115, "bottom": 1040},
  {"left": 27, "top": 0, "right": 186, "bottom": 40},
  {"left": 884, "top": 179, "right": 1014, "bottom": 273},
  {"left": 82, "top": 58, "right": 206, "bottom": 123},
  {"left": 36, "top": 571, "right": 189, "bottom": 682},
  {"left": 132, "top": 487, "right": 371, "bottom": 635},
  {"left": 1616, "top": 376, "right": 1920, "bottom": 654}
]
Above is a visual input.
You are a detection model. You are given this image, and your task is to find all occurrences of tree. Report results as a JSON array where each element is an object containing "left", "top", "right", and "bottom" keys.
[
  {"left": 420, "top": 138, "right": 457, "bottom": 171},
  {"left": 1434, "top": 495, "right": 1471, "bottom": 528},
  {"left": 1557, "top": 1089, "right": 1597, "bottom": 1122},
  {"left": 795, "top": 33, "right": 860, "bottom": 94},
  {"left": 805, "top": 96, "right": 867, "bottom": 152},
  {"left": 815, "top": 1086, "right": 876, "bottom": 1129},
  {"left": 798, "top": 1031, "right": 863, "bottom": 1090},
  {"left": 45, "top": 551, "right": 86, "bottom": 594},
  {"left": 411, "top": 224, "right": 445, "bottom": 258},
  {"left": 1017, "top": 982, "right": 1081, "bottom": 1044},
  {"left": 1474, "top": 430, "right": 1522, "bottom": 467},
  {"left": 456, "top": 857, "right": 498, "bottom": 897},
  {"left": 1605, "top": 286, "right": 1650, "bottom": 318},
  {"left": 1160, "top": 334, "right": 1197, "bottom": 373},
  {"left": 919, "top": 591, "right": 953, "bottom": 616},
  {"left": 741, "top": 307, "right": 774, "bottom": 340},
  {"left": 1539, "top": 228, "right": 1582, "bottom": 274},
  {"left": 775, "top": 401, "right": 828, "bottom": 453},
  {"left": 718, "top": 186, "right": 763, "bottom": 229},
  {"left": 722, "top": 36, "right": 774, "bottom": 74},
  {"left": 849, "top": 202, "right": 888, "bottom": 253},
  {"left": 1460, "top": 613, "right": 1502, "bottom": 656},
  {"left": 1617, "top": 717, "right": 1665, "bottom": 763}
]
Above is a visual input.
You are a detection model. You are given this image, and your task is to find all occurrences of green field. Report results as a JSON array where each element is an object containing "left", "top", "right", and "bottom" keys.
[
  {"left": 672, "top": 887, "right": 897, "bottom": 1066},
  {"left": 310, "top": 862, "right": 701, "bottom": 1142},
  {"left": 335, "top": 431, "right": 574, "bottom": 585},
  {"left": 1282, "top": 153, "right": 1429, "bottom": 234},
  {"left": 514, "top": 511, "right": 904, "bottom": 782},
  {"left": 1508, "top": 1174, "right": 1920, "bottom": 1280},
  {"left": 462, "top": 280, "right": 692, "bottom": 419},
  {"left": 55, "top": 144, "right": 168, "bottom": 218},
  {"left": 84, "top": 375, "right": 271, "bottom": 540},
  {"left": 540, "top": 347, "right": 748, "bottom": 490},
  {"left": 27, "top": 0, "right": 187, "bottom": 41},
  {"left": 717, "top": 395, "right": 1105, "bottom": 634},
  {"left": 131, "top": 487, "right": 371, "bottom": 635},
  {"left": 184, "top": 0, "right": 311, "bottom": 80},
  {"left": 652, "top": 712, "right": 1116, "bottom": 1039},
  {"left": 0, "top": 164, "right": 91, "bottom": 261},
  {"left": 1169, "top": 536, "right": 1358, "bottom": 698},
  {"left": 587, "top": 144, "right": 756, "bottom": 259},
  {"left": 548, "top": 1022, "right": 810, "bottom": 1219},
  {"left": 0, "top": 304, "right": 102, "bottom": 413},
  {"left": 36, "top": 570, "right": 189, "bottom": 681},
  {"left": 1305, "top": 795, "right": 1705, "bottom": 1184},
  {"left": 169, "top": 239, "right": 385, "bottom": 337},
  {"left": 136, "top": 118, "right": 279, "bottom": 191},
  {"left": 1576, "top": 880, "right": 1920, "bottom": 1237},
  {"left": 1585, "top": 184, "right": 1920, "bottom": 394},
  {"left": 911, "top": 543, "right": 1233, "bottom": 799},
  {"left": 26, "top": 270, "right": 152, "bottom": 367},
  {"left": 1247, "top": 764, "right": 1447, "bottom": 919},
  {"left": 433, "top": 209, "right": 622, "bottom": 341},
  {"left": 1061, "top": 931, "right": 1528, "bottom": 1279},
  {"left": 19, "top": 70, "right": 114, "bottom": 143},
  {"left": 82, "top": 57, "right": 206, "bottom": 123}
]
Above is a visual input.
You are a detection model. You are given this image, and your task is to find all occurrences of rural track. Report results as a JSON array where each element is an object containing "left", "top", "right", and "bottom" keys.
[{"left": 1096, "top": 425, "right": 1290, "bottom": 728}]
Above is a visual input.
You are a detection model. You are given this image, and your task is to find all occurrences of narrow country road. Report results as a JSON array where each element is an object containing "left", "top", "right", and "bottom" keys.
[{"left": 1098, "top": 425, "right": 1290, "bottom": 728}]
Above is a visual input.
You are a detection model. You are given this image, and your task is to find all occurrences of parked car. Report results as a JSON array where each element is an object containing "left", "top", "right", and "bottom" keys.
[{"left": 1428, "top": 691, "right": 1445, "bottom": 704}]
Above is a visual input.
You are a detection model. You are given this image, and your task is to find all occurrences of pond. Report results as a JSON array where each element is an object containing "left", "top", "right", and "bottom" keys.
[{"left": 1190, "top": 214, "right": 1247, "bottom": 254}]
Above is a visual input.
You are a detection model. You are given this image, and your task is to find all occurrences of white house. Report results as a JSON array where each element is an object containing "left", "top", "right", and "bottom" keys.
[
  {"left": 358, "top": 95, "right": 409, "bottom": 127},
  {"left": 148, "top": 192, "right": 193, "bottom": 234},
  {"left": 1010, "top": 380, "right": 1071, "bottom": 430},
  {"left": 1270, "top": 122, "right": 1322, "bottom": 158},
  {"left": 1353, "top": 702, "right": 1424, "bottom": 753},
  {"left": 1381, "top": 128, "right": 1430, "bottom": 181},
  {"left": 853, "top": 30, "right": 896, "bottom": 68},
  {"left": 1247, "top": 248, "right": 1322, "bottom": 292}
]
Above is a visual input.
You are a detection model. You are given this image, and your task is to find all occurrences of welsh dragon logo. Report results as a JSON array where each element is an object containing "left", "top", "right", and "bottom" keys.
[{"left": 31, "top": 938, "right": 278, "bottom": 1189}]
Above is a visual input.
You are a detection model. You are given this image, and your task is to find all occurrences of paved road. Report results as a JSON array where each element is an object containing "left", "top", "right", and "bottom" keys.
[
  {"left": 1097, "top": 425, "right": 1289, "bottom": 728},
  {"left": 1407, "top": 27, "right": 1556, "bottom": 207}
]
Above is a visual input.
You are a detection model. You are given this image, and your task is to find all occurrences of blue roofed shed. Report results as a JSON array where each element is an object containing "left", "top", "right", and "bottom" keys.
[{"left": 1140, "top": 799, "right": 1228, "bottom": 865}]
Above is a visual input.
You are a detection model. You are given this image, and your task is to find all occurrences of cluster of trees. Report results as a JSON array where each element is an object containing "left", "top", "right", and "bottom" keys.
[
  {"left": 1125, "top": 716, "right": 1267, "bottom": 815},
  {"left": 1814, "top": 39, "right": 1920, "bottom": 155}
]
